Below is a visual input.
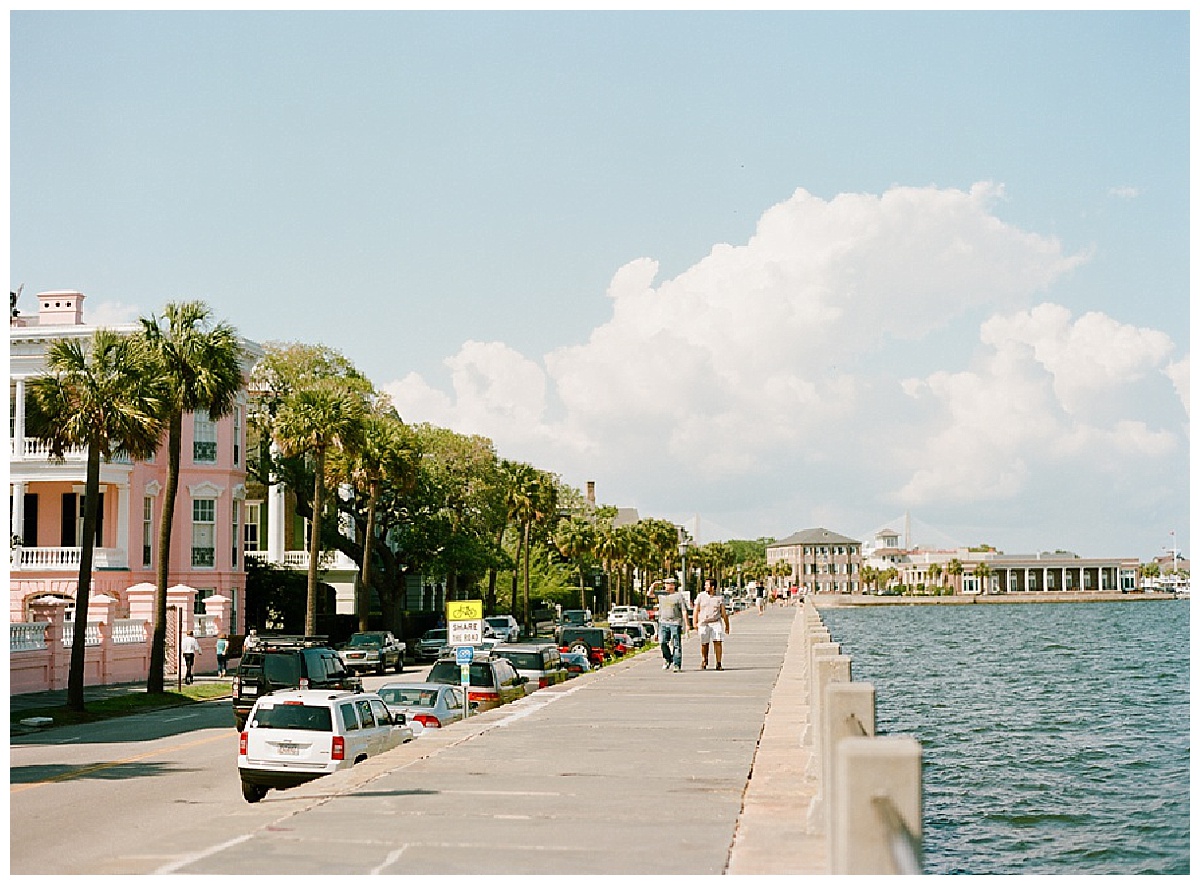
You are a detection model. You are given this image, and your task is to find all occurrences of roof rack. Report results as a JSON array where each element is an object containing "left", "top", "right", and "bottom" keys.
[{"left": 253, "top": 635, "right": 331, "bottom": 649}]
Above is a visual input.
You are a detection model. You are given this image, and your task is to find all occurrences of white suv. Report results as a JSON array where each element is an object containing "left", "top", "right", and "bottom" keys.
[
  {"left": 238, "top": 689, "right": 414, "bottom": 803},
  {"left": 607, "top": 605, "right": 646, "bottom": 626}
]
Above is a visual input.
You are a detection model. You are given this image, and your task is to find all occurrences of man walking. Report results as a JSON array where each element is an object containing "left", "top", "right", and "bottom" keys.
[
  {"left": 693, "top": 579, "right": 731, "bottom": 670},
  {"left": 180, "top": 630, "right": 202, "bottom": 684},
  {"left": 656, "top": 577, "right": 688, "bottom": 672}
]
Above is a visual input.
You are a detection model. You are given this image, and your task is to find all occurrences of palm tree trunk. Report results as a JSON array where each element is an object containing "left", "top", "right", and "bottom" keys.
[
  {"left": 148, "top": 409, "right": 182, "bottom": 695},
  {"left": 66, "top": 445, "right": 102, "bottom": 712},
  {"left": 358, "top": 480, "right": 379, "bottom": 632},
  {"left": 306, "top": 447, "right": 325, "bottom": 636},
  {"left": 522, "top": 521, "right": 531, "bottom": 634}
]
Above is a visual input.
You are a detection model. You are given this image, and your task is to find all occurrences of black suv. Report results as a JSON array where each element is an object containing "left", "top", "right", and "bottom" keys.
[{"left": 232, "top": 636, "right": 361, "bottom": 729}]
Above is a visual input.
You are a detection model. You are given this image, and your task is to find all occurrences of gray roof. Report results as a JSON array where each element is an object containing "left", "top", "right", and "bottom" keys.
[{"left": 770, "top": 527, "right": 861, "bottom": 548}]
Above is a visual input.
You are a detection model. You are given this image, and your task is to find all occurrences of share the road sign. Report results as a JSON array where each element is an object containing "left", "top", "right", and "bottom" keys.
[{"left": 447, "top": 599, "right": 483, "bottom": 647}]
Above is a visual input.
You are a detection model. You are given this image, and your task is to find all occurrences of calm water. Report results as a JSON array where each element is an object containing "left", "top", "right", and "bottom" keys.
[{"left": 822, "top": 600, "right": 1190, "bottom": 875}]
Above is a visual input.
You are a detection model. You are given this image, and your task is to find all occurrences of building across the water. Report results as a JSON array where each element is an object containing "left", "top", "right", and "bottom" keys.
[{"left": 767, "top": 524, "right": 1143, "bottom": 596}]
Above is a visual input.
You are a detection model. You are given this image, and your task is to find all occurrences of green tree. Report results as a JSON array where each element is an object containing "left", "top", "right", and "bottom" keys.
[
  {"left": 28, "top": 330, "right": 167, "bottom": 711},
  {"left": 272, "top": 378, "right": 367, "bottom": 634},
  {"left": 139, "top": 302, "right": 244, "bottom": 694},
  {"left": 974, "top": 561, "right": 993, "bottom": 595},
  {"left": 946, "top": 558, "right": 964, "bottom": 594},
  {"left": 554, "top": 516, "right": 597, "bottom": 610}
]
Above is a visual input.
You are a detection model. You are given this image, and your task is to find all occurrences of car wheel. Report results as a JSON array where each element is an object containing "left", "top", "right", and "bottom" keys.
[
  {"left": 395, "top": 656, "right": 404, "bottom": 674},
  {"left": 241, "top": 781, "right": 268, "bottom": 803},
  {"left": 376, "top": 661, "right": 386, "bottom": 675}
]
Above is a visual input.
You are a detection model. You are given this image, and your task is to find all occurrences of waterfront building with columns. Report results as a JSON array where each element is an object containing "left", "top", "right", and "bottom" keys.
[
  {"left": 9, "top": 291, "right": 261, "bottom": 631},
  {"left": 862, "top": 527, "right": 1140, "bottom": 595}
]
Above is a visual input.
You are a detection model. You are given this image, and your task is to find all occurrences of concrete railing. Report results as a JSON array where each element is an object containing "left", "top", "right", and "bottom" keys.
[{"left": 801, "top": 598, "right": 924, "bottom": 874}]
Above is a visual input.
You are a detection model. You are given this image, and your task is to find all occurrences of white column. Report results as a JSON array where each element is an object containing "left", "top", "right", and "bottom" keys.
[
  {"left": 267, "top": 444, "right": 285, "bottom": 564},
  {"left": 13, "top": 378, "right": 26, "bottom": 456},
  {"left": 11, "top": 480, "right": 25, "bottom": 543},
  {"left": 114, "top": 482, "right": 130, "bottom": 560}
]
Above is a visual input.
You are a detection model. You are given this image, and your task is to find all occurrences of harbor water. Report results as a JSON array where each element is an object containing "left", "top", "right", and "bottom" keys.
[{"left": 821, "top": 600, "right": 1190, "bottom": 875}]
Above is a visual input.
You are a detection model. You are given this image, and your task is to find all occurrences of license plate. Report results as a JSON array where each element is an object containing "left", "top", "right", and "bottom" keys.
[
  {"left": 276, "top": 743, "right": 300, "bottom": 756},
  {"left": 243, "top": 685, "right": 258, "bottom": 696},
  {"left": 348, "top": 653, "right": 364, "bottom": 659}
]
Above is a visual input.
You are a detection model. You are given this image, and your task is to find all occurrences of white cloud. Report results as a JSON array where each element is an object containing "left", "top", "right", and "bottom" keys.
[
  {"left": 1108, "top": 185, "right": 1141, "bottom": 199},
  {"left": 383, "top": 183, "right": 1182, "bottom": 544},
  {"left": 899, "top": 303, "right": 1182, "bottom": 504},
  {"left": 86, "top": 300, "right": 141, "bottom": 328}
]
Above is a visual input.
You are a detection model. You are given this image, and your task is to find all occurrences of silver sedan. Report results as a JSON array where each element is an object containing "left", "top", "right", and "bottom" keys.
[{"left": 377, "top": 681, "right": 473, "bottom": 732}]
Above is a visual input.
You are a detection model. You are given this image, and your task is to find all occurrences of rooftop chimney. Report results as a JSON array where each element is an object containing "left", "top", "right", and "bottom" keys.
[
  {"left": 37, "top": 291, "right": 86, "bottom": 326},
  {"left": 586, "top": 481, "right": 596, "bottom": 506}
]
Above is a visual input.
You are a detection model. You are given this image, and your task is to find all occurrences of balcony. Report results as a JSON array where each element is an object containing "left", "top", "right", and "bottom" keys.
[
  {"left": 10, "top": 437, "right": 130, "bottom": 464},
  {"left": 12, "top": 546, "right": 129, "bottom": 571},
  {"left": 244, "top": 549, "right": 357, "bottom": 571}
]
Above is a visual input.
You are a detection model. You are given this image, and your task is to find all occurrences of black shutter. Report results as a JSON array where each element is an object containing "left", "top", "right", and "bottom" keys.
[
  {"left": 23, "top": 494, "right": 38, "bottom": 547},
  {"left": 61, "top": 493, "right": 76, "bottom": 546}
]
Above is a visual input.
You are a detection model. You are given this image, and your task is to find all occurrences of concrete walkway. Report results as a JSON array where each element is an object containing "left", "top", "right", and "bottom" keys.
[{"left": 157, "top": 604, "right": 825, "bottom": 875}]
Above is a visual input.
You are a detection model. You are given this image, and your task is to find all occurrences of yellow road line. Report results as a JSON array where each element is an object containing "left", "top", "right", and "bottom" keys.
[{"left": 11, "top": 730, "right": 237, "bottom": 794}]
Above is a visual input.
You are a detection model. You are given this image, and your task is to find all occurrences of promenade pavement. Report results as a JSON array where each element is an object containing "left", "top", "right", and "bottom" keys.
[{"left": 153, "top": 604, "right": 826, "bottom": 875}]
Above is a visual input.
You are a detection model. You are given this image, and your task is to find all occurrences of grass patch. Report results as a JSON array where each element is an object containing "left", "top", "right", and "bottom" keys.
[{"left": 13, "top": 683, "right": 230, "bottom": 729}]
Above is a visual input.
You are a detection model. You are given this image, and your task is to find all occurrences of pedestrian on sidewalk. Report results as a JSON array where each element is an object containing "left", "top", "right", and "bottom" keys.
[
  {"left": 755, "top": 582, "right": 766, "bottom": 615},
  {"left": 215, "top": 633, "right": 230, "bottom": 677},
  {"left": 181, "top": 630, "right": 201, "bottom": 684},
  {"left": 656, "top": 576, "right": 689, "bottom": 672},
  {"left": 693, "top": 579, "right": 730, "bottom": 670}
]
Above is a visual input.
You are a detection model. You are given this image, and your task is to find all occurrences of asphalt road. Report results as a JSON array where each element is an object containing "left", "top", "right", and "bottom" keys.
[{"left": 8, "top": 665, "right": 434, "bottom": 875}]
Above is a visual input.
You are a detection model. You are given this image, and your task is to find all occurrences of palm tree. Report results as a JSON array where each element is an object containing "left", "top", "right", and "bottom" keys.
[
  {"left": 928, "top": 562, "right": 943, "bottom": 594},
  {"left": 946, "top": 558, "right": 964, "bottom": 595},
  {"left": 331, "top": 409, "right": 417, "bottom": 631},
  {"left": 272, "top": 378, "right": 366, "bottom": 635},
  {"left": 140, "top": 301, "right": 244, "bottom": 694},
  {"left": 28, "top": 330, "right": 167, "bottom": 711},
  {"left": 974, "top": 561, "right": 993, "bottom": 595},
  {"left": 555, "top": 517, "right": 597, "bottom": 610}
]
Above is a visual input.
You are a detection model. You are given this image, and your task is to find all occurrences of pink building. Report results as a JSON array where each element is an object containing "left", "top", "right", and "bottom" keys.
[{"left": 9, "top": 291, "right": 262, "bottom": 634}]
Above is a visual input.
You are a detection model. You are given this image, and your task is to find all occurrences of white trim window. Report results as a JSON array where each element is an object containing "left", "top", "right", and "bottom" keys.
[
  {"left": 192, "top": 498, "right": 216, "bottom": 568},
  {"left": 231, "top": 500, "right": 240, "bottom": 569},
  {"left": 193, "top": 409, "right": 217, "bottom": 464},
  {"left": 143, "top": 496, "right": 154, "bottom": 567},
  {"left": 243, "top": 501, "right": 261, "bottom": 552}
]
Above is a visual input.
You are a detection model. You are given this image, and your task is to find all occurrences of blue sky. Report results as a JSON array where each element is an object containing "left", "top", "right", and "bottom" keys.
[{"left": 9, "top": 10, "right": 1190, "bottom": 561}]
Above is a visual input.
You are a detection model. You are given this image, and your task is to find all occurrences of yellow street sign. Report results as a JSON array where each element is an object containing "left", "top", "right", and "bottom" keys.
[{"left": 446, "top": 599, "right": 483, "bottom": 622}]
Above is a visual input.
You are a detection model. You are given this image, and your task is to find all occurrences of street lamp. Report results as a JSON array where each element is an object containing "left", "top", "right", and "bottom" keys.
[{"left": 679, "top": 537, "right": 690, "bottom": 600}]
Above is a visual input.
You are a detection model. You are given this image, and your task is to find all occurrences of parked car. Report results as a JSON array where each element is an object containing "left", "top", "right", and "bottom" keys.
[
  {"left": 559, "top": 651, "right": 593, "bottom": 677},
  {"left": 612, "top": 633, "right": 633, "bottom": 655},
  {"left": 560, "top": 609, "right": 593, "bottom": 627},
  {"left": 414, "top": 628, "right": 449, "bottom": 662},
  {"left": 606, "top": 605, "right": 641, "bottom": 626},
  {"left": 640, "top": 620, "right": 659, "bottom": 642},
  {"left": 555, "top": 625, "right": 616, "bottom": 667},
  {"left": 616, "top": 622, "right": 649, "bottom": 647},
  {"left": 377, "top": 681, "right": 472, "bottom": 730},
  {"left": 237, "top": 689, "right": 413, "bottom": 803},
  {"left": 232, "top": 636, "right": 361, "bottom": 731},
  {"left": 338, "top": 631, "right": 406, "bottom": 675},
  {"left": 426, "top": 655, "right": 527, "bottom": 712},
  {"left": 491, "top": 642, "right": 568, "bottom": 692},
  {"left": 484, "top": 615, "right": 522, "bottom": 642}
]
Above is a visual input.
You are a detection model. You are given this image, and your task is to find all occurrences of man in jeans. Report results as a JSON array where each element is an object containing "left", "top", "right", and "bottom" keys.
[
  {"left": 656, "top": 577, "right": 689, "bottom": 672},
  {"left": 693, "top": 579, "right": 731, "bottom": 670}
]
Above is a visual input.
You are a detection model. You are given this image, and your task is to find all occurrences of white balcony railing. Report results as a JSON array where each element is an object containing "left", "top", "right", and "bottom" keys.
[
  {"left": 243, "top": 549, "right": 356, "bottom": 571},
  {"left": 10, "top": 437, "right": 130, "bottom": 464},
  {"left": 62, "top": 621, "right": 103, "bottom": 647},
  {"left": 112, "top": 619, "right": 147, "bottom": 645},
  {"left": 10, "top": 622, "right": 49, "bottom": 652},
  {"left": 13, "top": 546, "right": 129, "bottom": 571}
]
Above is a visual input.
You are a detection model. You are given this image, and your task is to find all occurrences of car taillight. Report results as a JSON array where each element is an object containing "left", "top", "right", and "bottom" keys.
[
  {"left": 299, "top": 677, "right": 310, "bottom": 689},
  {"left": 467, "top": 690, "right": 497, "bottom": 703},
  {"left": 414, "top": 714, "right": 441, "bottom": 728},
  {"left": 331, "top": 735, "right": 345, "bottom": 761},
  {"left": 239, "top": 732, "right": 248, "bottom": 755},
  {"left": 539, "top": 677, "right": 550, "bottom": 688},
  {"left": 232, "top": 676, "right": 240, "bottom": 693}
]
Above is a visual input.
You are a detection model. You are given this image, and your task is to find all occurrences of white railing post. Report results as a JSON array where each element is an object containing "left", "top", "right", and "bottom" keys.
[{"left": 831, "top": 735, "right": 923, "bottom": 874}]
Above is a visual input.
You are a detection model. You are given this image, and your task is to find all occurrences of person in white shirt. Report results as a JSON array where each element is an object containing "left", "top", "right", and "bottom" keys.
[
  {"left": 180, "top": 630, "right": 202, "bottom": 684},
  {"left": 692, "top": 579, "right": 731, "bottom": 671}
]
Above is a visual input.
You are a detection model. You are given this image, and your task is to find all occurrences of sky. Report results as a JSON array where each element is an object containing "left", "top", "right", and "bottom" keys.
[{"left": 9, "top": 10, "right": 1191, "bottom": 562}]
